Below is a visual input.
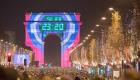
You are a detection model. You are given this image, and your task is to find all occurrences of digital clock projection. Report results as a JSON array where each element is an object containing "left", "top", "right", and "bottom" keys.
[
  {"left": 39, "top": 22, "right": 66, "bottom": 31},
  {"left": 24, "top": 13, "right": 81, "bottom": 67}
]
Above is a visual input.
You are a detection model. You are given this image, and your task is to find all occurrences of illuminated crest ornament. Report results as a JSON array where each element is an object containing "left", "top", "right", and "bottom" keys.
[{"left": 24, "top": 13, "right": 81, "bottom": 67}]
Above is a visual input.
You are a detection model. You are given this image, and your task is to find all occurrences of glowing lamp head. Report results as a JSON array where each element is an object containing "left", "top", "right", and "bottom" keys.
[
  {"left": 101, "top": 17, "right": 106, "bottom": 20},
  {"left": 124, "top": 60, "right": 126, "bottom": 64},
  {"left": 109, "top": 7, "right": 114, "bottom": 11},
  {"left": 96, "top": 24, "right": 100, "bottom": 27},
  {"left": 0, "top": 40, "right": 3, "bottom": 42},
  {"left": 91, "top": 30, "right": 94, "bottom": 33},
  {"left": 85, "top": 37, "right": 89, "bottom": 40},
  {"left": 88, "top": 34, "right": 91, "bottom": 37},
  {"left": 8, "top": 53, "right": 11, "bottom": 56},
  {"left": 7, "top": 52, "right": 11, "bottom": 62}
]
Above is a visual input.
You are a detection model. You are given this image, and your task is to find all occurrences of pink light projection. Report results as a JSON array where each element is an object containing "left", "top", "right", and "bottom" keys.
[{"left": 24, "top": 13, "right": 81, "bottom": 67}]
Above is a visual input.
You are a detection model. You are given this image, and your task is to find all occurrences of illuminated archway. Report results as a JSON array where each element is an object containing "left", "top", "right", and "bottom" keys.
[{"left": 24, "top": 13, "right": 81, "bottom": 67}]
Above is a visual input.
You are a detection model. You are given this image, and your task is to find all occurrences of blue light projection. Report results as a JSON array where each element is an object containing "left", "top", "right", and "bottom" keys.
[
  {"left": 13, "top": 54, "right": 30, "bottom": 65},
  {"left": 24, "top": 13, "right": 81, "bottom": 67}
]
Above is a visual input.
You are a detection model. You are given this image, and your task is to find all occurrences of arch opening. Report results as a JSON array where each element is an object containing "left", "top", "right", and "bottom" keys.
[{"left": 44, "top": 34, "right": 61, "bottom": 67}]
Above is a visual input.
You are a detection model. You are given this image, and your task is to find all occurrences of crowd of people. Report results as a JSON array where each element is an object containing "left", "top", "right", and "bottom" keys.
[{"left": 0, "top": 65, "right": 140, "bottom": 80}]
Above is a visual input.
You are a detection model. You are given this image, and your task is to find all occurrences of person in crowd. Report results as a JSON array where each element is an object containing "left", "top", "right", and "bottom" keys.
[
  {"left": 75, "top": 76, "right": 80, "bottom": 80},
  {"left": 0, "top": 66, "right": 20, "bottom": 80},
  {"left": 0, "top": 66, "right": 7, "bottom": 80},
  {"left": 22, "top": 71, "right": 30, "bottom": 80}
]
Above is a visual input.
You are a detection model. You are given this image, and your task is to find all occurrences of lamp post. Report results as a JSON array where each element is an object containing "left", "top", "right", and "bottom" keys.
[
  {"left": 96, "top": 18, "right": 106, "bottom": 64},
  {"left": 7, "top": 52, "right": 11, "bottom": 67},
  {"left": 95, "top": 24, "right": 105, "bottom": 64}
]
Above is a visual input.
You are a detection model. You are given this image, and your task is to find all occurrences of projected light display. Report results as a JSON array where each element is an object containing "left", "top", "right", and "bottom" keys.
[
  {"left": 13, "top": 54, "right": 30, "bottom": 65},
  {"left": 42, "top": 16, "right": 63, "bottom": 21},
  {"left": 24, "top": 13, "right": 81, "bottom": 67},
  {"left": 39, "top": 22, "right": 65, "bottom": 31}
]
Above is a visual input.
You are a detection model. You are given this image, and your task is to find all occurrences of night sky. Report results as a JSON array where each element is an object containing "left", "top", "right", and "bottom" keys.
[{"left": 0, "top": 0, "right": 114, "bottom": 46}]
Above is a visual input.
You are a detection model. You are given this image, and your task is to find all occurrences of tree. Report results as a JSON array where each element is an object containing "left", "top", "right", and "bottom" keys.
[{"left": 105, "top": 11, "right": 123, "bottom": 63}]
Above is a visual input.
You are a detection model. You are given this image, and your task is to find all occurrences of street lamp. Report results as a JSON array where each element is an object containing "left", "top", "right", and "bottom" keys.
[
  {"left": 83, "top": 40, "right": 86, "bottom": 43},
  {"left": 12, "top": 44, "right": 15, "bottom": 46},
  {"left": 96, "top": 24, "right": 105, "bottom": 63},
  {"left": 80, "top": 42, "right": 83, "bottom": 45},
  {"left": 7, "top": 52, "right": 11, "bottom": 67},
  {"left": 101, "top": 17, "right": 106, "bottom": 20},
  {"left": 96, "top": 24, "right": 100, "bottom": 27},
  {"left": 109, "top": 7, "right": 114, "bottom": 11},
  {"left": 91, "top": 30, "right": 94, "bottom": 33},
  {"left": 0, "top": 39, "right": 3, "bottom": 42},
  {"left": 8, "top": 42, "right": 11, "bottom": 45},
  {"left": 88, "top": 34, "right": 91, "bottom": 37},
  {"left": 85, "top": 36, "right": 89, "bottom": 40}
]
